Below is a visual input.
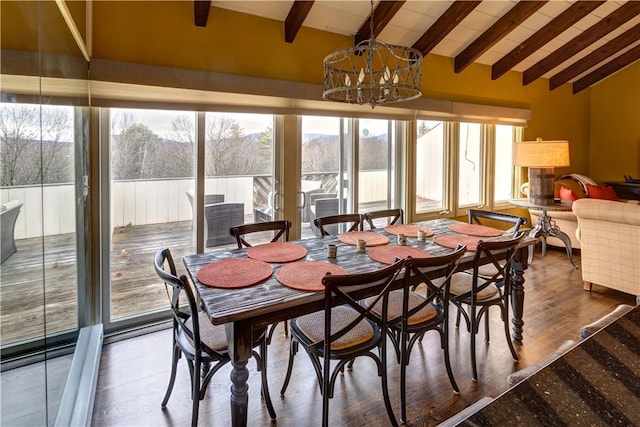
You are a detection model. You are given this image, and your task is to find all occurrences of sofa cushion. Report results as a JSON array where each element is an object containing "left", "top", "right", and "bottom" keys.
[
  {"left": 559, "top": 186, "right": 579, "bottom": 201},
  {"left": 554, "top": 178, "right": 586, "bottom": 199},
  {"left": 586, "top": 184, "right": 618, "bottom": 201}
]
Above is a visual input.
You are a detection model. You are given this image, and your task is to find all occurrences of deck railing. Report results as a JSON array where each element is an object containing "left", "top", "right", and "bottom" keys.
[{"left": 1, "top": 171, "right": 389, "bottom": 239}]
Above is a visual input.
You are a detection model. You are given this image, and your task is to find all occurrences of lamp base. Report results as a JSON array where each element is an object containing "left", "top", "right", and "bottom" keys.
[{"left": 528, "top": 167, "right": 555, "bottom": 205}]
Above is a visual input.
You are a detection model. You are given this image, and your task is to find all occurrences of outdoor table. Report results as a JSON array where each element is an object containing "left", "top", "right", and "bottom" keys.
[{"left": 183, "top": 218, "right": 535, "bottom": 427}]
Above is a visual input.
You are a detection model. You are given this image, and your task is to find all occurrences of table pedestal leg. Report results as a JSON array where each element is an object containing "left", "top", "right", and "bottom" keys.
[
  {"left": 529, "top": 211, "right": 578, "bottom": 269},
  {"left": 511, "top": 258, "right": 525, "bottom": 343},
  {"left": 226, "top": 321, "right": 252, "bottom": 427}
]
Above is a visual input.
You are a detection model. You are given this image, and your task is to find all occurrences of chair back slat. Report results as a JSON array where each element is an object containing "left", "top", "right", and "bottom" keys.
[
  {"left": 319, "top": 260, "right": 405, "bottom": 349},
  {"left": 467, "top": 209, "right": 527, "bottom": 236},
  {"left": 230, "top": 220, "right": 291, "bottom": 248},
  {"left": 363, "top": 208, "right": 404, "bottom": 230},
  {"left": 470, "top": 233, "right": 525, "bottom": 300},
  {"left": 314, "top": 214, "right": 362, "bottom": 236}
]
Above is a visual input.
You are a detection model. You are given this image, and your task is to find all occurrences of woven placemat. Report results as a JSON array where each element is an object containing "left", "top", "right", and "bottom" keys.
[
  {"left": 338, "top": 231, "right": 389, "bottom": 247},
  {"left": 276, "top": 261, "right": 348, "bottom": 292},
  {"left": 247, "top": 242, "right": 307, "bottom": 263},
  {"left": 197, "top": 258, "right": 272, "bottom": 289},
  {"left": 384, "top": 224, "right": 435, "bottom": 238},
  {"left": 448, "top": 223, "right": 502, "bottom": 237},
  {"left": 434, "top": 234, "right": 481, "bottom": 251},
  {"left": 368, "top": 246, "right": 432, "bottom": 265}
]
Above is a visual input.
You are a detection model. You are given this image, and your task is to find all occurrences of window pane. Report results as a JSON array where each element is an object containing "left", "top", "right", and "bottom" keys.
[
  {"left": 301, "top": 116, "right": 348, "bottom": 237},
  {"left": 495, "top": 125, "right": 514, "bottom": 202},
  {"left": 416, "top": 120, "right": 444, "bottom": 213},
  {"left": 109, "top": 108, "right": 195, "bottom": 321},
  {"left": 0, "top": 103, "right": 78, "bottom": 344},
  {"left": 204, "top": 112, "right": 274, "bottom": 245},
  {"left": 359, "top": 119, "right": 394, "bottom": 225},
  {"left": 458, "top": 123, "right": 481, "bottom": 206}
]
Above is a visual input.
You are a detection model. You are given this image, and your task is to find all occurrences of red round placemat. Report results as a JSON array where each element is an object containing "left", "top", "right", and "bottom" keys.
[
  {"left": 434, "top": 234, "right": 481, "bottom": 251},
  {"left": 368, "top": 246, "right": 431, "bottom": 265},
  {"left": 197, "top": 258, "right": 272, "bottom": 289},
  {"left": 338, "top": 231, "right": 389, "bottom": 247},
  {"left": 247, "top": 242, "right": 308, "bottom": 263},
  {"left": 448, "top": 223, "right": 502, "bottom": 237},
  {"left": 384, "top": 224, "right": 435, "bottom": 238},
  {"left": 276, "top": 261, "right": 348, "bottom": 292}
]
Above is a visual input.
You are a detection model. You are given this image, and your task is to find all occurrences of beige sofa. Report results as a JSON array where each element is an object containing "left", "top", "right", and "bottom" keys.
[{"left": 573, "top": 199, "right": 640, "bottom": 296}]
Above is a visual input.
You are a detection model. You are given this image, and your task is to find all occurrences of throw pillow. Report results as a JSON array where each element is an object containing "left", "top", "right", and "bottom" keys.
[
  {"left": 586, "top": 184, "right": 618, "bottom": 201},
  {"left": 559, "top": 186, "right": 579, "bottom": 201}
]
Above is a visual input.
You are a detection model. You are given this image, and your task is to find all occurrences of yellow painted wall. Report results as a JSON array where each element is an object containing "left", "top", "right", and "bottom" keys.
[
  {"left": 589, "top": 62, "right": 640, "bottom": 183},
  {"left": 92, "top": 1, "right": 593, "bottom": 177}
]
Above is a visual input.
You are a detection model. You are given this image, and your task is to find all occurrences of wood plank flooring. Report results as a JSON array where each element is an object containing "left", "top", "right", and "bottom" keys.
[{"left": 88, "top": 249, "right": 636, "bottom": 427}]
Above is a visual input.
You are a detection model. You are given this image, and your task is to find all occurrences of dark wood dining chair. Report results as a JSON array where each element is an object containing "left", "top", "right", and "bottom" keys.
[
  {"left": 153, "top": 248, "right": 276, "bottom": 426},
  {"left": 313, "top": 213, "right": 362, "bottom": 236},
  {"left": 229, "top": 220, "right": 291, "bottom": 249},
  {"left": 448, "top": 233, "right": 525, "bottom": 381},
  {"left": 370, "top": 246, "right": 466, "bottom": 423},
  {"left": 229, "top": 220, "right": 292, "bottom": 342},
  {"left": 280, "top": 260, "right": 406, "bottom": 427},
  {"left": 467, "top": 209, "right": 527, "bottom": 236},
  {"left": 363, "top": 208, "right": 404, "bottom": 230}
]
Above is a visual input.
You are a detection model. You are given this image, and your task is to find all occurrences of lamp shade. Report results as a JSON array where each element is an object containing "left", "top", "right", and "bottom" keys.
[{"left": 513, "top": 139, "right": 570, "bottom": 168}]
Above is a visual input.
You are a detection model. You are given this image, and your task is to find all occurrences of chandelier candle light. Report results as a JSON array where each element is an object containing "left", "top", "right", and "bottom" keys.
[
  {"left": 322, "top": 1, "right": 423, "bottom": 108},
  {"left": 514, "top": 138, "right": 570, "bottom": 205}
]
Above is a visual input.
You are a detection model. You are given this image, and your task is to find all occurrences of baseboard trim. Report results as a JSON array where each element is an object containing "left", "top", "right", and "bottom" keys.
[{"left": 54, "top": 324, "right": 103, "bottom": 427}]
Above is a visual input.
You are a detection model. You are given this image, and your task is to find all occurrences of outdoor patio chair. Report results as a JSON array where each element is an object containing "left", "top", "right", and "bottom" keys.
[{"left": 205, "top": 203, "right": 244, "bottom": 247}]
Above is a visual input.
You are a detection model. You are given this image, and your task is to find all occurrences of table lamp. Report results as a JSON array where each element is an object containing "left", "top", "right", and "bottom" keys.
[{"left": 514, "top": 138, "right": 570, "bottom": 205}]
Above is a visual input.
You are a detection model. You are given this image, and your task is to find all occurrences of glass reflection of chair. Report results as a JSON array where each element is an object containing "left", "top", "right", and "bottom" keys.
[
  {"left": 229, "top": 220, "right": 292, "bottom": 342},
  {"left": 153, "top": 248, "right": 276, "bottom": 426},
  {"left": 280, "top": 260, "right": 406, "bottom": 427},
  {"left": 363, "top": 208, "right": 404, "bottom": 230},
  {"left": 448, "top": 233, "right": 525, "bottom": 381},
  {"left": 313, "top": 213, "right": 362, "bottom": 236}
]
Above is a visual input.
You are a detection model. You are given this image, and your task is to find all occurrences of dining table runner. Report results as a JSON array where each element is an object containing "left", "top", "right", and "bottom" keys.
[
  {"left": 197, "top": 258, "right": 273, "bottom": 289},
  {"left": 338, "top": 231, "right": 390, "bottom": 247},
  {"left": 368, "top": 246, "right": 432, "bottom": 265},
  {"left": 448, "top": 223, "right": 502, "bottom": 237},
  {"left": 383, "top": 224, "right": 434, "bottom": 238},
  {"left": 246, "top": 242, "right": 308, "bottom": 263},
  {"left": 276, "top": 261, "right": 348, "bottom": 292}
]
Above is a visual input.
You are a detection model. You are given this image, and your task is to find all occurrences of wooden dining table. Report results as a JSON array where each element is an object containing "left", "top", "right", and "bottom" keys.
[{"left": 183, "top": 218, "right": 535, "bottom": 427}]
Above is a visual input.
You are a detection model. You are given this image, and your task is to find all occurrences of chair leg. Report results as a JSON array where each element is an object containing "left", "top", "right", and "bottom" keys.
[
  {"left": 441, "top": 326, "right": 460, "bottom": 394},
  {"left": 280, "top": 339, "right": 298, "bottom": 396},
  {"left": 381, "top": 342, "right": 399, "bottom": 427},
  {"left": 470, "top": 306, "right": 478, "bottom": 382},
  {"left": 161, "top": 344, "right": 181, "bottom": 407},
  {"left": 191, "top": 359, "right": 201, "bottom": 427},
  {"left": 484, "top": 310, "right": 490, "bottom": 343},
  {"left": 502, "top": 306, "right": 519, "bottom": 361},
  {"left": 399, "top": 332, "right": 408, "bottom": 423},
  {"left": 258, "top": 340, "right": 277, "bottom": 419}
]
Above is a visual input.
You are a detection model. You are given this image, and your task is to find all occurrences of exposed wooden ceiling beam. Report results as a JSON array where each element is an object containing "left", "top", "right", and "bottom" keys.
[
  {"left": 194, "top": 0, "right": 211, "bottom": 27},
  {"left": 550, "top": 23, "right": 640, "bottom": 90},
  {"left": 354, "top": 1, "right": 405, "bottom": 46},
  {"left": 455, "top": 1, "right": 547, "bottom": 74},
  {"left": 572, "top": 43, "right": 640, "bottom": 94},
  {"left": 285, "top": 1, "right": 314, "bottom": 43},
  {"left": 412, "top": 1, "right": 481, "bottom": 56},
  {"left": 523, "top": 1, "right": 640, "bottom": 85},
  {"left": 492, "top": 1, "right": 604, "bottom": 80}
]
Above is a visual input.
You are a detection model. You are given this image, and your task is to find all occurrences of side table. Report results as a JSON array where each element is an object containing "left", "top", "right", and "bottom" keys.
[{"left": 509, "top": 198, "right": 578, "bottom": 269}]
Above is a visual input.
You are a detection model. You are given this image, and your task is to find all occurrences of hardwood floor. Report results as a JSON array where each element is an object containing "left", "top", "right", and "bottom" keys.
[{"left": 88, "top": 249, "right": 637, "bottom": 427}]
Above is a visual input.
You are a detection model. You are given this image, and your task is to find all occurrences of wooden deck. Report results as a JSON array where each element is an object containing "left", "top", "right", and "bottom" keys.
[{"left": 0, "top": 218, "right": 320, "bottom": 347}]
